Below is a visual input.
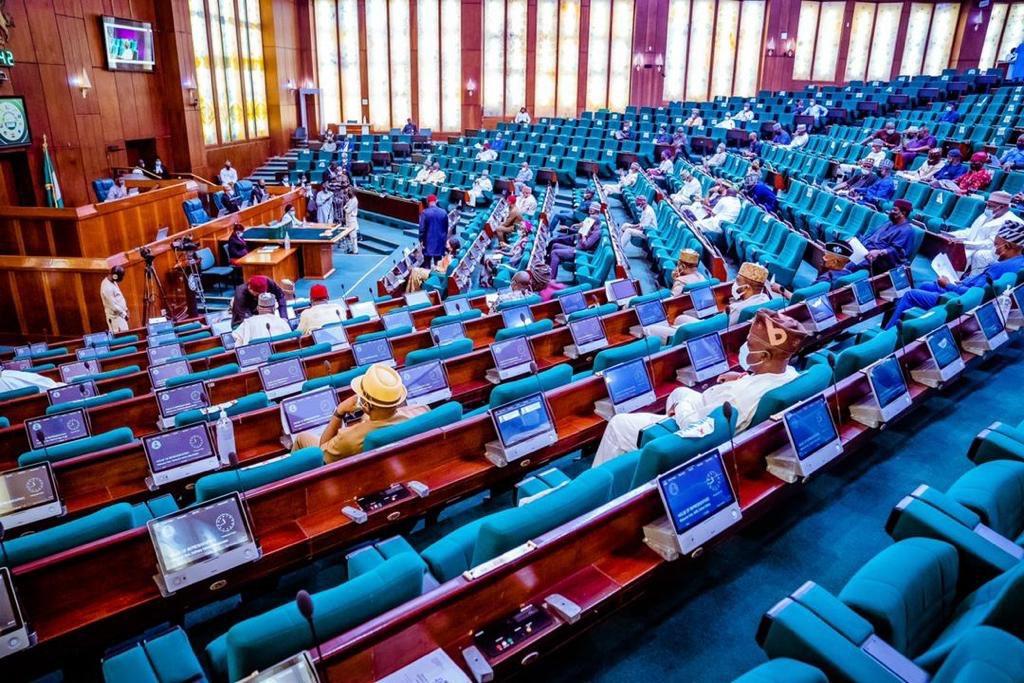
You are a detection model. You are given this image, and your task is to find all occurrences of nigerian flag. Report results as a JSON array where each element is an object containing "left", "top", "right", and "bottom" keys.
[{"left": 42, "top": 134, "right": 63, "bottom": 208}]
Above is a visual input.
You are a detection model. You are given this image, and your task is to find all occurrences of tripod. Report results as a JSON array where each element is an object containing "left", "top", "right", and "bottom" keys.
[
  {"left": 176, "top": 250, "right": 209, "bottom": 315},
  {"left": 140, "top": 247, "right": 174, "bottom": 323}
]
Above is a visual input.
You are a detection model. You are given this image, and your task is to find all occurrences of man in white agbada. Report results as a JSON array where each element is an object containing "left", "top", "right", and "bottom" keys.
[
  {"left": 314, "top": 185, "right": 334, "bottom": 223},
  {"left": 467, "top": 170, "right": 493, "bottom": 206},
  {"left": 670, "top": 170, "right": 703, "bottom": 207},
  {"left": 101, "top": 266, "right": 130, "bottom": 333},
  {"left": 948, "top": 191, "right": 1022, "bottom": 272},
  {"left": 592, "top": 308, "right": 807, "bottom": 466},
  {"left": 426, "top": 162, "right": 447, "bottom": 184},
  {"left": 297, "top": 284, "right": 347, "bottom": 335},
  {"left": 734, "top": 103, "right": 756, "bottom": 122},
  {"left": 645, "top": 261, "right": 773, "bottom": 342},
  {"left": 414, "top": 164, "right": 431, "bottom": 183},
  {"left": 0, "top": 369, "right": 63, "bottom": 394},
  {"left": 475, "top": 143, "right": 497, "bottom": 162},
  {"left": 232, "top": 292, "right": 292, "bottom": 346},
  {"left": 518, "top": 185, "right": 538, "bottom": 216},
  {"left": 606, "top": 162, "right": 641, "bottom": 194},
  {"left": 618, "top": 195, "right": 657, "bottom": 250},
  {"left": 695, "top": 185, "right": 742, "bottom": 246}
]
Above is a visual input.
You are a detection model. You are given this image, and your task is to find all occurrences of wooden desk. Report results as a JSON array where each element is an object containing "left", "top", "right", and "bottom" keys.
[
  {"left": 238, "top": 247, "right": 300, "bottom": 283},
  {"left": 242, "top": 224, "right": 351, "bottom": 279}
]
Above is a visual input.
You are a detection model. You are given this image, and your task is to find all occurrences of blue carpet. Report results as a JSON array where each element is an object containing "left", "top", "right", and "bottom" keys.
[{"left": 538, "top": 339, "right": 1024, "bottom": 682}]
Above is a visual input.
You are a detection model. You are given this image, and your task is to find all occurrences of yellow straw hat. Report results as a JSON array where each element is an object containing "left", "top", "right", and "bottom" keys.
[{"left": 350, "top": 363, "right": 407, "bottom": 408}]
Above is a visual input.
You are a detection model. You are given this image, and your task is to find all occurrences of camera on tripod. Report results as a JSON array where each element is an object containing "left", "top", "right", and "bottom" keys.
[
  {"left": 171, "top": 235, "right": 200, "bottom": 253},
  {"left": 139, "top": 245, "right": 155, "bottom": 265}
]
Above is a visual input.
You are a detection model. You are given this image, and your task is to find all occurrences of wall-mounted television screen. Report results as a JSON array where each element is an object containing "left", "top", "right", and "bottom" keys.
[{"left": 101, "top": 16, "right": 156, "bottom": 72}]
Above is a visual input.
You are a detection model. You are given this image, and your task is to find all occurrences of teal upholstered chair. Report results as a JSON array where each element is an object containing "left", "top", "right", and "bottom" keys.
[
  {"left": 567, "top": 302, "right": 618, "bottom": 322},
  {"left": 93, "top": 346, "right": 137, "bottom": 361},
  {"left": 468, "top": 364, "right": 574, "bottom": 417},
  {"left": 176, "top": 330, "right": 213, "bottom": 344},
  {"left": 495, "top": 294, "right": 541, "bottom": 311},
  {"left": 670, "top": 313, "right": 729, "bottom": 346},
  {"left": 404, "top": 338, "right": 473, "bottom": 366},
  {"left": 102, "top": 628, "right": 206, "bottom": 683},
  {"left": 0, "top": 386, "right": 39, "bottom": 402},
  {"left": 19, "top": 427, "right": 136, "bottom": 466},
  {"left": 592, "top": 337, "right": 662, "bottom": 373},
  {"left": 205, "top": 551, "right": 424, "bottom": 681},
  {"left": 789, "top": 282, "right": 831, "bottom": 305},
  {"left": 174, "top": 321, "right": 203, "bottom": 333},
  {"left": 748, "top": 365, "right": 832, "bottom": 429},
  {"left": 194, "top": 446, "right": 324, "bottom": 502},
  {"left": 185, "top": 346, "right": 224, "bottom": 362},
  {"left": 362, "top": 401, "right": 464, "bottom": 451},
  {"left": 430, "top": 309, "right": 483, "bottom": 327},
  {"left": 807, "top": 328, "right": 898, "bottom": 381},
  {"left": 494, "top": 318, "right": 554, "bottom": 341},
  {"left": 627, "top": 288, "right": 672, "bottom": 307},
  {"left": 302, "top": 366, "right": 368, "bottom": 392},
  {"left": 629, "top": 406, "right": 737, "bottom": 488},
  {"left": 166, "top": 363, "right": 240, "bottom": 389},
  {"left": 268, "top": 342, "right": 331, "bottom": 362},
  {"left": 737, "top": 297, "right": 787, "bottom": 323},
  {"left": 354, "top": 327, "right": 413, "bottom": 343},
  {"left": 897, "top": 309, "right": 947, "bottom": 347},
  {"left": 44, "top": 388, "right": 134, "bottom": 415},
  {"left": 342, "top": 314, "right": 371, "bottom": 327},
  {"left": 0, "top": 417, "right": 8, "bottom": 429},
  {"left": 74, "top": 365, "right": 141, "bottom": 384},
  {"left": 174, "top": 392, "right": 270, "bottom": 427},
  {"left": 731, "top": 660, "right": 828, "bottom": 683}
]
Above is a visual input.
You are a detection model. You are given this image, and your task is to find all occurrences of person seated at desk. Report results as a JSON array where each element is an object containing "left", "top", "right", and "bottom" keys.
[
  {"left": 219, "top": 182, "right": 242, "bottom": 215},
  {"left": 488, "top": 271, "right": 533, "bottom": 312},
  {"left": 935, "top": 152, "right": 992, "bottom": 196},
  {"left": 670, "top": 248, "right": 708, "bottom": 295},
  {"left": 407, "top": 237, "right": 460, "bottom": 292},
  {"left": 0, "top": 368, "right": 63, "bottom": 393},
  {"left": 928, "top": 148, "right": 967, "bottom": 187},
  {"left": 883, "top": 221, "right": 1024, "bottom": 329},
  {"left": 648, "top": 150, "right": 676, "bottom": 191},
  {"left": 231, "top": 275, "right": 288, "bottom": 326},
  {"left": 897, "top": 126, "right": 935, "bottom": 167},
  {"left": 495, "top": 195, "right": 526, "bottom": 245},
  {"left": 694, "top": 184, "right": 742, "bottom": 246},
  {"left": 996, "top": 136, "right": 1024, "bottom": 171},
  {"left": 491, "top": 131, "right": 507, "bottom": 151},
  {"left": 320, "top": 133, "right": 338, "bottom": 154},
  {"left": 897, "top": 147, "right": 945, "bottom": 183},
  {"left": 744, "top": 174, "right": 778, "bottom": 213},
  {"left": 466, "top": 169, "right": 493, "bottom": 207},
  {"left": 682, "top": 108, "right": 703, "bottom": 128},
  {"left": 251, "top": 179, "right": 269, "bottom": 204},
  {"left": 548, "top": 188, "right": 596, "bottom": 233},
  {"left": 548, "top": 203, "right": 602, "bottom": 279},
  {"left": 515, "top": 162, "right": 534, "bottom": 187},
  {"left": 605, "top": 162, "right": 641, "bottom": 194},
  {"left": 414, "top": 163, "right": 432, "bottom": 183},
  {"left": 938, "top": 103, "right": 960, "bottom": 124},
  {"left": 704, "top": 143, "right": 728, "bottom": 171},
  {"left": 476, "top": 142, "right": 498, "bottom": 162},
  {"left": 427, "top": 161, "right": 447, "bottom": 184},
  {"left": 592, "top": 308, "right": 807, "bottom": 466},
  {"left": 293, "top": 364, "right": 428, "bottom": 463},
  {"left": 713, "top": 113, "right": 736, "bottom": 130},
  {"left": 742, "top": 132, "right": 763, "bottom": 159},
  {"left": 402, "top": 118, "right": 418, "bottom": 135},
  {"left": 618, "top": 195, "right": 657, "bottom": 251},
  {"left": 654, "top": 124, "right": 672, "bottom": 145},
  {"left": 672, "top": 127, "right": 691, "bottom": 160},
  {"left": 949, "top": 191, "right": 1023, "bottom": 273},
  {"left": 518, "top": 185, "right": 538, "bottom": 216},
  {"left": 852, "top": 159, "right": 896, "bottom": 208},
  {"left": 232, "top": 292, "right": 292, "bottom": 346},
  {"left": 816, "top": 199, "right": 915, "bottom": 285},
  {"left": 297, "top": 284, "right": 346, "bottom": 335},
  {"left": 669, "top": 170, "right": 703, "bottom": 208},
  {"left": 226, "top": 223, "right": 250, "bottom": 264},
  {"left": 735, "top": 102, "right": 756, "bottom": 123},
  {"left": 613, "top": 120, "right": 634, "bottom": 141},
  {"left": 785, "top": 124, "right": 809, "bottom": 149},
  {"left": 861, "top": 120, "right": 901, "bottom": 149},
  {"left": 271, "top": 203, "right": 303, "bottom": 232},
  {"left": 105, "top": 176, "right": 129, "bottom": 202}
]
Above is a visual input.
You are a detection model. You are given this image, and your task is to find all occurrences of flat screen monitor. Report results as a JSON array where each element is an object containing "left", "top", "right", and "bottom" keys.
[
  {"left": 491, "top": 393, "right": 556, "bottom": 450},
  {"left": 689, "top": 285, "right": 718, "bottom": 316},
  {"left": 149, "top": 332, "right": 178, "bottom": 348},
  {"left": 148, "top": 343, "right": 184, "bottom": 367},
  {"left": 14, "top": 342, "right": 49, "bottom": 359},
  {"left": 635, "top": 299, "right": 668, "bottom": 326},
  {"left": 853, "top": 278, "right": 876, "bottom": 306},
  {"left": 687, "top": 332, "right": 729, "bottom": 376},
  {"left": 443, "top": 298, "right": 472, "bottom": 316},
  {"left": 25, "top": 409, "right": 90, "bottom": 449},
  {"left": 501, "top": 306, "right": 535, "bottom": 330},
  {"left": 205, "top": 311, "right": 231, "bottom": 327},
  {"left": 783, "top": 395, "right": 841, "bottom": 464},
  {"left": 399, "top": 359, "right": 450, "bottom": 405},
  {"left": 47, "top": 381, "right": 98, "bottom": 406},
  {"left": 889, "top": 266, "right": 911, "bottom": 292},
  {"left": 657, "top": 449, "right": 741, "bottom": 554},
  {"left": 143, "top": 423, "right": 219, "bottom": 484},
  {"left": 156, "top": 381, "right": 209, "bottom": 419},
  {"left": 2, "top": 359, "right": 32, "bottom": 371},
  {"left": 348, "top": 301, "right": 379, "bottom": 320},
  {"left": 280, "top": 387, "right": 338, "bottom": 435},
  {"left": 237, "top": 652, "right": 319, "bottom": 683},
  {"left": 236, "top": 341, "right": 272, "bottom": 369},
  {"left": 603, "top": 358, "right": 654, "bottom": 412},
  {"left": 404, "top": 290, "right": 431, "bottom": 308},
  {"left": 82, "top": 331, "right": 111, "bottom": 349},
  {"left": 210, "top": 319, "right": 233, "bottom": 337},
  {"left": 868, "top": 355, "right": 910, "bottom": 414},
  {"left": 431, "top": 321, "right": 465, "bottom": 346},
  {"left": 974, "top": 301, "right": 1004, "bottom": 341},
  {"left": 76, "top": 346, "right": 102, "bottom": 361},
  {"left": 569, "top": 316, "right": 606, "bottom": 349},
  {"left": 352, "top": 337, "right": 394, "bottom": 367},
  {"left": 148, "top": 493, "right": 258, "bottom": 593},
  {"left": 606, "top": 278, "right": 638, "bottom": 304},
  {"left": 312, "top": 324, "right": 348, "bottom": 348},
  {"left": 58, "top": 360, "right": 100, "bottom": 383},
  {"left": 927, "top": 326, "right": 961, "bottom": 370},
  {"left": 490, "top": 336, "right": 533, "bottom": 371},
  {"left": 382, "top": 310, "right": 414, "bottom": 332},
  {"left": 557, "top": 291, "right": 587, "bottom": 317},
  {"left": 220, "top": 332, "right": 237, "bottom": 351},
  {"left": 149, "top": 359, "right": 191, "bottom": 390},
  {"left": 0, "top": 566, "right": 26, "bottom": 644},
  {"left": 101, "top": 16, "right": 156, "bottom": 72},
  {"left": 258, "top": 358, "right": 306, "bottom": 397},
  {"left": 806, "top": 294, "right": 836, "bottom": 324},
  {"left": 0, "top": 462, "right": 61, "bottom": 529},
  {"left": 147, "top": 320, "right": 174, "bottom": 336}
]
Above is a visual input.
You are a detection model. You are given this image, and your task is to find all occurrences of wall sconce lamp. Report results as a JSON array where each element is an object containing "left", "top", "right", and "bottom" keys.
[
  {"left": 71, "top": 70, "right": 92, "bottom": 98},
  {"left": 971, "top": 11, "right": 984, "bottom": 31},
  {"left": 785, "top": 40, "right": 795, "bottom": 58},
  {"left": 632, "top": 51, "right": 665, "bottom": 74},
  {"left": 466, "top": 78, "right": 477, "bottom": 97},
  {"left": 766, "top": 37, "right": 776, "bottom": 56},
  {"left": 181, "top": 79, "right": 199, "bottom": 106},
  {"left": 286, "top": 79, "right": 298, "bottom": 92}
]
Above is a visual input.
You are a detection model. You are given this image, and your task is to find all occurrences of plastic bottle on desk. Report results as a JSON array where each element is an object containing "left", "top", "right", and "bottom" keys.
[{"left": 215, "top": 407, "right": 236, "bottom": 465}]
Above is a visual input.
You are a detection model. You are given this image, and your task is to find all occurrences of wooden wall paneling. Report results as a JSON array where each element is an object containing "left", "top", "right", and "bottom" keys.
[
  {"left": 409, "top": 0, "right": 420, "bottom": 125},
  {"left": 576, "top": 0, "right": 590, "bottom": 115},
  {"left": 525, "top": 0, "right": 537, "bottom": 115},
  {"left": 461, "top": 0, "right": 482, "bottom": 131}
]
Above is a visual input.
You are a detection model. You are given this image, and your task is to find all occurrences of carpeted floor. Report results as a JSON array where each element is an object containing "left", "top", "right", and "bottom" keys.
[{"left": 536, "top": 339, "right": 1024, "bottom": 682}]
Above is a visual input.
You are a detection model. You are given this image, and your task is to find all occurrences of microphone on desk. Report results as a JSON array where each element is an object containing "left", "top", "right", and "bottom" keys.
[
  {"left": 34, "top": 428, "right": 52, "bottom": 473},
  {"left": 721, "top": 401, "right": 740, "bottom": 488},
  {"left": 295, "top": 589, "right": 325, "bottom": 671},
  {"left": 826, "top": 353, "right": 843, "bottom": 446},
  {"left": 266, "top": 322, "right": 273, "bottom": 340},
  {"left": 226, "top": 449, "right": 245, "bottom": 496}
]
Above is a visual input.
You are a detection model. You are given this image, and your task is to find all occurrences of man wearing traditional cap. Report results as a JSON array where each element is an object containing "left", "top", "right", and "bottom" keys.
[
  {"left": 418, "top": 194, "right": 449, "bottom": 266},
  {"left": 884, "top": 220, "right": 1024, "bottom": 329},
  {"left": 949, "top": 191, "right": 1023, "bottom": 272},
  {"left": 476, "top": 142, "right": 498, "bottom": 162},
  {"left": 518, "top": 185, "right": 538, "bottom": 216},
  {"left": 744, "top": 173, "right": 778, "bottom": 213},
  {"left": 605, "top": 162, "right": 642, "bottom": 194},
  {"left": 898, "top": 126, "right": 935, "bottom": 167},
  {"left": 861, "top": 120, "right": 901, "bottom": 148},
  {"left": 297, "top": 284, "right": 346, "bottom": 335},
  {"left": 230, "top": 275, "right": 288, "bottom": 325},
  {"left": 855, "top": 158, "right": 896, "bottom": 206},
  {"left": 897, "top": 148, "right": 945, "bottom": 182},
  {"left": 426, "top": 161, "right": 447, "bottom": 184},
  {"left": 669, "top": 170, "right": 703, "bottom": 207},
  {"left": 515, "top": 162, "right": 534, "bottom": 186},
  {"left": 495, "top": 195, "right": 525, "bottom": 244},
  {"left": 785, "top": 124, "right": 809, "bottom": 149},
  {"left": 695, "top": 184, "right": 742, "bottom": 247},
  {"left": 414, "top": 163, "right": 432, "bottom": 183},
  {"left": 951, "top": 152, "right": 993, "bottom": 195},
  {"left": 817, "top": 200, "right": 916, "bottom": 284},
  {"left": 467, "top": 170, "right": 493, "bottom": 208},
  {"left": 929, "top": 148, "right": 967, "bottom": 186},
  {"left": 489, "top": 271, "right": 533, "bottom": 312},
  {"left": 548, "top": 203, "right": 603, "bottom": 279},
  {"left": 619, "top": 195, "right": 658, "bottom": 252},
  {"left": 670, "top": 248, "right": 707, "bottom": 295},
  {"left": 548, "top": 188, "right": 596, "bottom": 233},
  {"left": 232, "top": 292, "right": 292, "bottom": 346},
  {"left": 293, "top": 363, "right": 428, "bottom": 463},
  {"left": 592, "top": 308, "right": 808, "bottom": 466},
  {"left": 314, "top": 183, "right": 334, "bottom": 224}
]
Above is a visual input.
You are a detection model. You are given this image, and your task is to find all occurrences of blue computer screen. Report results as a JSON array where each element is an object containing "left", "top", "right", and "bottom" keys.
[
  {"left": 659, "top": 450, "right": 735, "bottom": 535},
  {"left": 236, "top": 342, "right": 272, "bottom": 368},
  {"left": 150, "top": 495, "right": 253, "bottom": 574},
  {"left": 784, "top": 396, "right": 839, "bottom": 460},
  {"left": 443, "top": 298, "right": 470, "bottom": 316},
  {"left": 889, "top": 267, "right": 910, "bottom": 291},
  {"left": 382, "top": 310, "right": 414, "bottom": 331},
  {"left": 48, "top": 381, "right": 98, "bottom": 406},
  {"left": 26, "top": 409, "right": 90, "bottom": 448},
  {"left": 604, "top": 358, "right": 652, "bottom": 405},
  {"left": 492, "top": 337, "right": 532, "bottom": 369},
  {"left": 400, "top": 360, "right": 447, "bottom": 399},
  {"left": 259, "top": 359, "right": 305, "bottom": 391},
  {"left": 312, "top": 324, "right": 348, "bottom": 347},
  {"left": 610, "top": 279, "right": 638, "bottom": 302},
  {"left": 806, "top": 295, "right": 835, "bottom": 323},
  {"left": 928, "top": 326, "right": 960, "bottom": 369},
  {"left": 148, "top": 320, "right": 174, "bottom": 336},
  {"left": 83, "top": 332, "right": 111, "bottom": 348},
  {"left": 635, "top": 300, "right": 667, "bottom": 326},
  {"left": 975, "top": 302, "right": 1004, "bottom": 340},
  {"left": 157, "top": 382, "right": 209, "bottom": 418},
  {"left": 854, "top": 278, "right": 876, "bottom": 305},
  {"left": 282, "top": 387, "right": 337, "bottom": 433},
  {"left": 558, "top": 291, "right": 587, "bottom": 316},
  {"left": 501, "top": 306, "right": 535, "bottom": 329},
  {"left": 352, "top": 338, "right": 393, "bottom": 366},
  {"left": 570, "top": 317, "right": 605, "bottom": 346},
  {"left": 690, "top": 285, "right": 715, "bottom": 311},
  {"left": 144, "top": 423, "right": 215, "bottom": 473},
  {"left": 493, "top": 393, "right": 554, "bottom": 447},
  {"left": 431, "top": 321, "right": 465, "bottom": 346},
  {"left": 688, "top": 333, "right": 727, "bottom": 372},
  {"left": 148, "top": 343, "right": 184, "bottom": 366},
  {"left": 870, "top": 356, "right": 908, "bottom": 409},
  {"left": 149, "top": 359, "right": 191, "bottom": 389}
]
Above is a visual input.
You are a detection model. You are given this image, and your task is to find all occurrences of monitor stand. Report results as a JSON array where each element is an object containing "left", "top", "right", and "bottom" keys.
[
  {"left": 484, "top": 431, "right": 557, "bottom": 467},
  {"left": 909, "top": 357, "right": 963, "bottom": 389},
  {"left": 0, "top": 623, "right": 35, "bottom": 659},
  {"left": 594, "top": 390, "right": 655, "bottom": 421},
  {"left": 406, "top": 387, "right": 452, "bottom": 407},
  {"left": 877, "top": 286, "right": 905, "bottom": 302},
  {"left": 0, "top": 499, "right": 64, "bottom": 531},
  {"left": 841, "top": 299, "right": 876, "bottom": 317},
  {"left": 961, "top": 330, "right": 1008, "bottom": 357},
  {"left": 485, "top": 362, "right": 531, "bottom": 384},
  {"left": 642, "top": 516, "right": 682, "bottom": 562},
  {"left": 563, "top": 338, "right": 607, "bottom": 359},
  {"left": 265, "top": 382, "right": 304, "bottom": 401}
]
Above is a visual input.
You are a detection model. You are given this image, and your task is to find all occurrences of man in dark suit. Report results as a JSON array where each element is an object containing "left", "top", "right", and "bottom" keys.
[{"left": 418, "top": 194, "right": 449, "bottom": 266}]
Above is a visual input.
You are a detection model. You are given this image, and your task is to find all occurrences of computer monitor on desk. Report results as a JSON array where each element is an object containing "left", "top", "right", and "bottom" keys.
[
  {"left": 487, "top": 392, "right": 558, "bottom": 465},
  {"left": 443, "top": 298, "right": 472, "bottom": 316},
  {"left": 352, "top": 337, "right": 396, "bottom": 368},
  {"left": 82, "top": 331, "right": 111, "bottom": 349},
  {"left": 0, "top": 566, "right": 32, "bottom": 657},
  {"left": 148, "top": 343, "right": 184, "bottom": 367},
  {"left": 634, "top": 299, "right": 668, "bottom": 330},
  {"left": 880, "top": 266, "right": 911, "bottom": 300},
  {"left": 844, "top": 277, "right": 878, "bottom": 316},
  {"left": 766, "top": 394, "right": 843, "bottom": 482},
  {"left": 501, "top": 305, "right": 535, "bottom": 330},
  {"left": 312, "top": 324, "right": 349, "bottom": 350},
  {"left": 0, "top": 462, "right": 63, "bottom": 531},
  {"left": 605, "top": 278, "right": 638, "bottom": 306},
  {"left": 688, "top": 284, "right": 719, "bottom": 319},
  {"left": 279, "top": 387, "right": 338, "bottom": 447},
  {"left": 556, "top": 290, "right": 587, "bottom": 322},
  {"left": 47, "top": 381, "right": 98, "bottom": 407},
  {"left": 404, "top": 290, "right": 431, "bottom": 308},
  {"left": 965, "top": 300, "right": 1009, "bottom": 353},
  {"left": 596, "top": 358, "right": 655, "bottom": 419},
  {"left": 143, "top": 422, "right": 221, "bottom": 487},
  {"left": 382, "top": 310, "right": 415, "bottom": 332},
  {"left": 911, "top": 325, "right": 964, "bottom": 388},
  {"left": 235, "top": 341, "right": 272, "bottom": 369},
  {"left": 679, "top": 332, "right": 730, "bottom": 384},
  {"left": 258, "top": 358, "right": 307, "bottom": 400},
  {"left": 25, "top": 409, "right": 90, "bottom": 449},
  {"left": 156, "top": 381, "right": 211, "bottom": 429},
  {"left": 804, "top": 293, "right": 837, "bottom": 331},
  {"left": 567, "top": 316, "right": 608, "bottom": 356},
  {"left": 851, "top": 355, "right": 911, "bottom": 427},
  {"left": 348, "top": 300, "right": 379, "bottom": 321},
  {"left": 149, "top": 359, "right": 191, "bottom": 390},
  {"left": 431, "top": 321, "right": 466, "bottom": 346},
  {"left": 656, "top": 449, "right": 741, "bottom": 555},
  {"left": 400, "top": 360, "right": 451, "bottom": 406},
  {"left": 488, "top": 336, "right": 534, "bottom": 382}
]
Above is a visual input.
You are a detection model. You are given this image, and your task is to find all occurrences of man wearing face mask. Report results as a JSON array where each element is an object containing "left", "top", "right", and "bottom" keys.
[
  {"left": 853, "top": 158, "right": 896, "bottom": 207},
  {"left": 883, "top": 221, "right": 1024, "bottom": 329},
  {"left": 817, "top": 200, "right": 915, "bottom": 284},
  {"left": 996, "top": 136, "right": 1024, "bottom": 171},
  {"left": 934, "top": 152, "right": 992, "bottom": 195},
  {"left": 861, "top": 120, "right": 901, "bottom": 149},
  {"left": 292, "top": 363, "right": 427, "bottom": 463},
  {"left": 646, "top": 262, "right": 772, "bottom": 342},
  {"left": 948, "top": 191, "right": 1022, "bottom": 272},
  {"left": 897, "top": 148, "right": 945, "bottom": 183},
  {"left": 101, "top": 265, "right": 129, "bottom": 333},
  {"left": 928, "top": 149, "right": 967, "bottom": 186},
  {"left": 938, "top": 103, "right": 959, "bottom": 124},
  {"left": 592, "top": 308, "right": 808, "bottom": 466}
]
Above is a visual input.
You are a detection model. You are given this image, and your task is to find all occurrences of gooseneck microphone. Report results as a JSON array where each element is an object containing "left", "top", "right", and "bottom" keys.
[
  {"left": 721, "top": 401, "right": 740, "bottom": 487},
  {"left": 295, "top": 589, "right": 325, "bottom": 670},
  {"left": 34, "top": 429, "right": 52, "bottom": 467},
  {"left": 826, "top": 353, "right": 843, "bottom": 446}
]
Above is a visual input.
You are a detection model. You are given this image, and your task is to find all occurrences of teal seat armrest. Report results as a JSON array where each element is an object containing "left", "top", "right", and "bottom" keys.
[
  {"left": 18, "top": 427, "right": 137, "bottom": 466},
  {"left": 44, "top": 388, "right": 134, "bottom": 415},
  {"left": 194, "top": 447, "right": 324, "bottom": 502},
  {"left": 363, "top": 401, "right": 464, "bottom": 451},
  {"left": 791, "top": 582, "right": 875, "bottom": 646},
  {"left": 165, "top": 363, "right": 240, "bottom": 389}
]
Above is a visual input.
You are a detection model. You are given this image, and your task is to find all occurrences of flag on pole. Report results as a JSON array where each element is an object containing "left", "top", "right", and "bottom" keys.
[{"left": 42, "top": 134, "right": 63, "bottom": 208}]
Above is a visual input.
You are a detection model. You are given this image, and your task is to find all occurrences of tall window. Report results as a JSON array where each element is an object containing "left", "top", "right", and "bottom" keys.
[
  {"left": 483, "top": 0, "right": 528, "bottom": 116},
  {"left": 792, "top": 1, "right": 845, "bottom": 81},
  {"left": 533, "top": 0, "right": 582, "bottom": 117},
  {"left": 189, "top": 0, "right": 269, "bottom": 145},
  {"left": 663, "top": 0, "right": 765, "bottom": 101},
  {"left": 314, "top": 0, "right": 460, "bottom": 131},
  {"left": 980, "top": 3, "right": 1024, "bottom": 70},
  {"left": 584, "top": 0, "right": 633, "bottom": 111},
  {"left": 844, "top": 2, "right": 901, "bottom": 82},
  {"left": 900, "top": 3, "right": 962, "bottom": 76}
]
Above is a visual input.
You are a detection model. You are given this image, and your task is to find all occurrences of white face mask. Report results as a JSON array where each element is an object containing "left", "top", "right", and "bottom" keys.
[
  {"left": 730, "top": 281, "right": 747, "bottom": 300},
  {"left": 738, "top": 341, "right": 770, "bottom": 371},
  {"left": 983, "top": 208, "right": 995, "bottom": 219}
]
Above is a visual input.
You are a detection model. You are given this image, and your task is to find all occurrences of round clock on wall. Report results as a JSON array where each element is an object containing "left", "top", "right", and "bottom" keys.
[{"left": 0, "top": 97, "right": 30, "bottom": 147}]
